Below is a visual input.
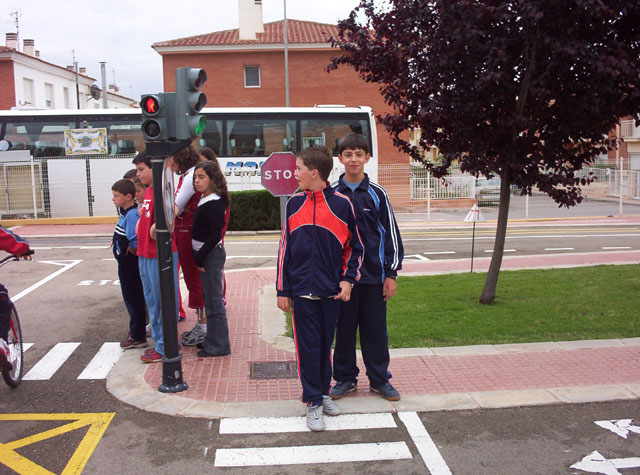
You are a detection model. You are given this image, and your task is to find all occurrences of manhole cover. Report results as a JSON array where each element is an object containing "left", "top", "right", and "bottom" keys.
[{"left": 250, "top": 361, "right": 298, "bottom": 380}]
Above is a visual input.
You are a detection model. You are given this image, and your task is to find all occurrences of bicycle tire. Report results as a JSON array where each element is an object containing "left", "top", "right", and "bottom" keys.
[{"left": 2, "top": 304, "right": 23, "bottom": 387}]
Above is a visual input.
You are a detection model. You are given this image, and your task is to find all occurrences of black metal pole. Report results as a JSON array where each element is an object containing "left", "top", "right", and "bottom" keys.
[{"left": 150, "top": 153, "right": 187, "bottom": 393}]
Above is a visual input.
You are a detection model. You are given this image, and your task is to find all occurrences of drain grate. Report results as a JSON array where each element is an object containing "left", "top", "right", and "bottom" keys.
[{"left": 250, "top": 361, "right": 298, "bottom": 380}]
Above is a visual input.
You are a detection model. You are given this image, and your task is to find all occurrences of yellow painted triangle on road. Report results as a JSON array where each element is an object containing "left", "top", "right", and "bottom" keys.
[{"left": 0, "top": 412, "right": 115, "bottom": 475}]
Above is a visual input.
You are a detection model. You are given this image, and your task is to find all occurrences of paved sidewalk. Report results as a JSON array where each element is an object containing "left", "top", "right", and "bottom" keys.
[
  {"left": 8, "top": 216, "right": 640, "bottom": 418},
  {"left": 107, "top": 250, "right": 640, "bottom": 418}
]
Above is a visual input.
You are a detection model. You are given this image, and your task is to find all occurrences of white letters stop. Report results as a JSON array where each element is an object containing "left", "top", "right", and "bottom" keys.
[{"left": 264, "top": 169, "right": 293, "bottom": 180}]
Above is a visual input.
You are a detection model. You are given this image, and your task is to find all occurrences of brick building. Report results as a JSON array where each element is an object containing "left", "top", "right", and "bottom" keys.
[{"left": 152, "top": 4, "right": 408, "bottom": 167}]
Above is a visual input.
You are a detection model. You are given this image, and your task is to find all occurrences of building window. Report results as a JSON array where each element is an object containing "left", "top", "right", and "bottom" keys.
[
  {"left": 63, "top": 87, "right": 70, "bottom": 108},
  {"left": 45, "top": 83, "right": 54, "bottom": 108},
  {"left": 22, "top": 78, "right": 34, "bottom": 106},
  {"left": 244, "top": 66, "right": 260, "bottom": 88}
]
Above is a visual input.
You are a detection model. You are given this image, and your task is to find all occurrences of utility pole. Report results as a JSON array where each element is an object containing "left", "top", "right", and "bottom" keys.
[
  {"left": 283, "top": 0, "right": 290, "bottom": 107},
  {"left": 100, "top": 62, "right": 108, "bottom": 108}
]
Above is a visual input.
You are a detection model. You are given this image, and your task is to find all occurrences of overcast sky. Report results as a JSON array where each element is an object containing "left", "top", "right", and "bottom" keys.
[{"left": 1, "top": 0, "right": 368, "bottom": 102}]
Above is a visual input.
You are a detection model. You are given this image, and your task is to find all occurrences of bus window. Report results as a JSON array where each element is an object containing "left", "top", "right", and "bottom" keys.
[
  {"left": 200, "top": 119, "right": 223, "bottom": 156},
  {"left": 84, "top": 120, "right": 143, "bottom": 155},
  {"left": 227, "top": 119, "right": 296, "bottom": 157},
  {"left": 4, "top": 121, "right": 75, "bottom": 157},
  {"left": 300, "top": 118, "right": 370, "bottom": 156}
]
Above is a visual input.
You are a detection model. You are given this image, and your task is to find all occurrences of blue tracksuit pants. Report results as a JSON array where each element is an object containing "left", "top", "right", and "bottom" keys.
[{"left": 292, "top": 296, "right": 340, "bottom": 407}]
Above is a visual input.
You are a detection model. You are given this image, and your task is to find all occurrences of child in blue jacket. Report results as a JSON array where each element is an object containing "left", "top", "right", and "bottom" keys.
[
  {"left": 276, "top": 146, "right": 364, "bottom": 432},
  {"left": 111, "top": 179, "right": 147, "bottom": 349}
]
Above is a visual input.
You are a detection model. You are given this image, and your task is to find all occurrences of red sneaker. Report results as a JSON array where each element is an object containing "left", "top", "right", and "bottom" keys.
[
  {"left": 140, "top": 349, "right": 163, "bottom": 363},
  {"left": 120, "top": 334, "right": 148, "bottom": 349}
]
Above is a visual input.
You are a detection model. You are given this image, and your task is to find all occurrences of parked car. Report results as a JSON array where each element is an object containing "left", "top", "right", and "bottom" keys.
[{"left": 475, "top": 177, "right": 501, "bottom": 205}]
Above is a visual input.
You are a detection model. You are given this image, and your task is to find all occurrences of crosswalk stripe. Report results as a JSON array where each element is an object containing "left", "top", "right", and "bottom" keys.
[
  {"left": 22, "top": 343, "right": 33, "bottom": 352},
  {"left": 219, "top": 413, "right": 397, "bottom": 434},
  {"left": 214, "top": 442, "right": 412, "bottom": 467},
  {"left": 399, "top": 412, "right": 452, "bottom": 475},
  {"left": 77, "top": 342, "right": 124, "bottom": 380},
  {"left": 23, "top": 342, "right": 81, "bottom": 380}
]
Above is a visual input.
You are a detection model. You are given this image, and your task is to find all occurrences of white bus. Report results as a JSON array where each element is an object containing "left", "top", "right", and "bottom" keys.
[{"left": 0, "top": 106, "right": 378, "bottom": 217}]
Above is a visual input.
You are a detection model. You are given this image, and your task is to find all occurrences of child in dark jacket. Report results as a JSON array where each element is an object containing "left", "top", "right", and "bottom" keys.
[
  {"left": 191, "top": 160, "right": 231, "bottom": 358},
  {"left": 276, "top": 146, "right": 364, "bottom": 432},
  {"left": 111, "top": 179, "right": 147, "bottom": 349}
]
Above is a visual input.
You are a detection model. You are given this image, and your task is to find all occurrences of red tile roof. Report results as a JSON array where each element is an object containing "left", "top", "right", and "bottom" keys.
[{"left": 153, "top": 19, "right": 339, "bottom": 48}]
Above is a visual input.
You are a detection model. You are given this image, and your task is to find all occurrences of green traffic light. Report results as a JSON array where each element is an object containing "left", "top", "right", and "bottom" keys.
[{"left": 195, "top": 116, "right": 207, "bottom": 136}]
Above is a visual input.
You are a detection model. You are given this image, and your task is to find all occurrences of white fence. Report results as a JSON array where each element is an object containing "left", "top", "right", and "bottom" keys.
[{"left": 0, "top": 155, "right": 638, "bottom": 221}]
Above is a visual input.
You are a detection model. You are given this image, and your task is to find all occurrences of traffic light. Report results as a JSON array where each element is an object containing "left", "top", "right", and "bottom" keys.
[
  {"left": 140, "top": 93, "right": 176, "bottom": 142},
  {"left": 175, "top": 67, "right": 207, "bottom": 140}
]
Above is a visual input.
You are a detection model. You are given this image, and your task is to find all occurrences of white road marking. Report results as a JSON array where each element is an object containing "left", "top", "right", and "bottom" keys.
[
  {"left": 544, "top": 247, "right": 575, "bottom": 251},
  {"left": 484, "top": 249, "right": 516, "bottom": 253},
  {"left": 23, "top": 342, "right": 80, "bottom": 380},
  {"left": 405, "top": 254, "right": 431, "bottom": 261},
  {"left": 571, "top": 450, "right": 640, "bottom": 473},
  {"left": 423, "top": 251, "right": 456, "bottom": 255},
  {"left": 399, "top": 412, "right": 452, "bottom": 475},
  {"left": 22, "top": 343, "right": 33, "bottom": 352},
  {"left": 11, "top": 260, "right": 82, "bottom": 302},
  {"left": 219, "top": 413, "right": 397, "bottom": 434},
  {"left": 214, "top": 442, "right": 412, "bottom": 467},
  {"left": 77, "top": 342, "right": 124, "bottom": 379},
  {"left": 602, "top": 246, "right": 632, "bottom": 250},
  {"left": 594, "top": 419, "right": 640, "bottom": 439}
]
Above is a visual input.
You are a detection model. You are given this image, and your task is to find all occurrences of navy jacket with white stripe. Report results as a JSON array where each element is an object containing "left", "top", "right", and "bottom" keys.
[{"left": 332, "top": 173, "right": 403, "bottom": 284}]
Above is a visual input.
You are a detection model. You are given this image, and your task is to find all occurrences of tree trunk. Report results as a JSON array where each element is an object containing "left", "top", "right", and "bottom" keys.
[{"left": 479, "top": 170, "right": 511, "bottom": 304}]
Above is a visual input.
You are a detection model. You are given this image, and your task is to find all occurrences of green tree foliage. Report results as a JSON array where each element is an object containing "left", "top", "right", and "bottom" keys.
[{"left": 329, "top": 0, "right": 640, "bottom": 303}]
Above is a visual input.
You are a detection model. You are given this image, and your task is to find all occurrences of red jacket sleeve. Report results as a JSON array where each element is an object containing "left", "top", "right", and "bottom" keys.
[{"left": 0, "top": 226, "right": 31, "bottom": 256}]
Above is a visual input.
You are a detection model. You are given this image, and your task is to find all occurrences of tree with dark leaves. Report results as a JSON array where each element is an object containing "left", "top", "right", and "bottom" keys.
[{"left": 329, "top": 0, "right": 640, "bottom": 303}]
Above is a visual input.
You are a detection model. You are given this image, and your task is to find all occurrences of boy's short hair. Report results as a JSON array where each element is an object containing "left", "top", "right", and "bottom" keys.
[
  {"left": 123, "top": 169, "right": 137, "bottom": 180},
  {"left": 338, "top": 133, "right": 369, "bottom": 155},
  {"left": 112, "top": 178, "right": 136, "bottom": 198},
  {"left": 132, "top": 151, "right": 151, "bottom": 168},
  {"left": 299, "top": 146, "right": 333, "bottom": 182}
]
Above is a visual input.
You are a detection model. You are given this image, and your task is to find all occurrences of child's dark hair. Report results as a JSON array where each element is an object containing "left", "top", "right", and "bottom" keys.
[
  {"left": 112, "top": 178, "right": 136, "bottom": 198},
  {"left": 298, "top": 146, "right": 333, "bottom": 182},
  {"left": 132, "top": 151, "right": 151, "bottom": 168},
  {"left": 338, "top": 133, "right": 369, "bottom": 155},
  {"left": 133, "top": 178, "right": 148, "bottom": 190},
  {"left": 171, "top": 141, "right": 200, "bottom": 174},
  {"left": 194, "top": 161, "right": 230, "bottom": 207},
  {"left": 123, "top": 169, "right": 137, "bottom": 180},
  {"left": 200, "top": 147, "right": 218, "bottom": 162}
]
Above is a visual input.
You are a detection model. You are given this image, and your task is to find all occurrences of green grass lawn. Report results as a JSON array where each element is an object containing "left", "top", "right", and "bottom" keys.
[{"left": 386, "top": 264, "right": 640, "bottom": 348}]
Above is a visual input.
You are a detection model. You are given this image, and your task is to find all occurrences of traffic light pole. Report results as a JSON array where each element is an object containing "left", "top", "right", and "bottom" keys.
[{"left": 147, "top": 140, "right": 191, "bottom": 393}]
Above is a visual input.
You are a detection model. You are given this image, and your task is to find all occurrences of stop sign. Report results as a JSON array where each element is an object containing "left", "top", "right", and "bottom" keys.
[{"left": 261, "top": 152, "right": 299, "bottom": 196}]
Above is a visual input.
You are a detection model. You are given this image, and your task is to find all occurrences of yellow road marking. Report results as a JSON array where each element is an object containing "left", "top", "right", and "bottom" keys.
[{"left": 0, "top": 413, "right": 115, "bottom": 475}]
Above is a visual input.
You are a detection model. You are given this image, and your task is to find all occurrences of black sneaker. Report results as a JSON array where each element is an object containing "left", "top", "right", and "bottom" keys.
[
  {"left": 370, "top": 381, "right": 400, "bottom": 401},
  {"left": 329, "top": 380, "right": 357, "bottom": 399}
]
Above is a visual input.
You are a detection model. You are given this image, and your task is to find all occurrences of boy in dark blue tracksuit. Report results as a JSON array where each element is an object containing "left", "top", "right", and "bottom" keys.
[
  {"left": 330, "top": 134, "right": 404, "bottom": 401},
  {"left": 277, "top": 146, "right": 364, "bottom": 432},
  {"left": 111, "top": 179, "right": 147, "bottom": 350}
]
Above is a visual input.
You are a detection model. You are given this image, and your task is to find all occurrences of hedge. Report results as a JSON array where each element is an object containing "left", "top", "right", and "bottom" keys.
[{"left": 228, "top": 189, "right": 281, "bottom": 231}]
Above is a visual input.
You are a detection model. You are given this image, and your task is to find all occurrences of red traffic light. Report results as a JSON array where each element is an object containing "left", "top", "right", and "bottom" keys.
[{"left": 142, "top": 96, "right": 160, "bottom": 115}]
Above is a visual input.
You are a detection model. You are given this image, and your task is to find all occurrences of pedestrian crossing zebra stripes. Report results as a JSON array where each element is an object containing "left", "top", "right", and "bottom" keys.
[{"left": 18, "top": 342, "right": 124, "bottom": 381}]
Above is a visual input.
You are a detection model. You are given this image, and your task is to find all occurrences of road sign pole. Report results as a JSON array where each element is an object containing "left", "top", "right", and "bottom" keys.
[
  {"left": 471, "top": 222, "right": 476, "bottom": 273},
  {"left": 279, "top": 196, "right": 287, "bottom": 230}
]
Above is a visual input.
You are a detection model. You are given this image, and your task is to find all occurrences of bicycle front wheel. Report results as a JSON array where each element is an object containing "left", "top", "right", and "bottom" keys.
[{"left": 2, "top": 304, "right": 23, "bottom": 387}]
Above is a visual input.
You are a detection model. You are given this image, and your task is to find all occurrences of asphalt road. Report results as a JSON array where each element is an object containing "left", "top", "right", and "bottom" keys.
[{"left": 0, "top": 223, "right": 637, "bottom": 473}]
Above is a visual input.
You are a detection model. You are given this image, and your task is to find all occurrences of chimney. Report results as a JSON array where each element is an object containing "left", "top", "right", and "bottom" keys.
[
  {"left": 5, "top": 33, "right": 18, "bottom": 50},
  {"left": 23, "top": 39, "right": 35, "bottom": 56},
  {"left": 35, "top": 50, "right": 40, "bottom": 58},
  {"left": 238, "top": 0, "right": 264, "bottom": 40},
  {"left": 108, "top": 84, "right": 119, "bottom": 93},
  {"left": 66, "top": 65, "right": 75, "bottom": 71},
  {"left": 79, "top": 67, "right": 87, "bottom": 74}
]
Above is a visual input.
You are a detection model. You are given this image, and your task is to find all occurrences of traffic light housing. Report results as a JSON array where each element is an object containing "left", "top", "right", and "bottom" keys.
[
  {"left": 140, "top": 93, "right": 176, "bottom": 142},
  {"left": 175, "top": 67, "right": 207, "bottom": 140}
]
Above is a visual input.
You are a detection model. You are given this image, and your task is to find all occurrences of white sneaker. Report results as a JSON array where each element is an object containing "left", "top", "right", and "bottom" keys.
[
  {"left": 305, "top": 404, "right": 325, "bottom": 432},
  {"left": 0, "top": 338, "right": 12, "bottom": 372},
  {"left": 322, "top": 395, "right": 341, "bottom": 416}
]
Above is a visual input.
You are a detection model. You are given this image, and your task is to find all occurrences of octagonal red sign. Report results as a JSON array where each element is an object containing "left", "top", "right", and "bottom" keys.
[{"left": 261, "top": 152, "right": 299, "bottom": 197}]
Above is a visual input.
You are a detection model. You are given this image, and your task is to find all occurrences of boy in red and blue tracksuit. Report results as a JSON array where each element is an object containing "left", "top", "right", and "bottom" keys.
[
  {"left": 330, "top": 133, "right": 404, "bottom": 402},
  {"left": 276, "top": 146, "right": 364, "bottom": 432}
]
